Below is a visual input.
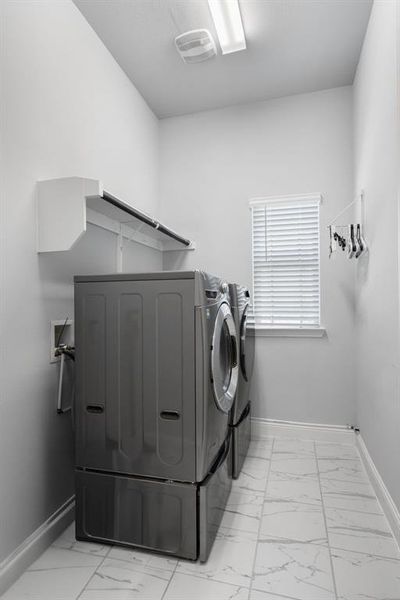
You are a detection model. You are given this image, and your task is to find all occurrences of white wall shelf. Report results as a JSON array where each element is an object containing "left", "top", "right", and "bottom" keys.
[{"left": 37, "top": 177, "right": 195, "bottom": 254}]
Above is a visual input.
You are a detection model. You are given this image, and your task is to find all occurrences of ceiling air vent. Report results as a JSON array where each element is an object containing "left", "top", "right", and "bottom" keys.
[{"left": 175, "top": 29, "right": 217, "bottom": 64}]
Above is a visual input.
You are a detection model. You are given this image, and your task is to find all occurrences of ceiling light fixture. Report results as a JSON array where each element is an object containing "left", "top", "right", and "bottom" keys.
[{"left": 208, "top": 0, "right": 246, "bottom": 55}]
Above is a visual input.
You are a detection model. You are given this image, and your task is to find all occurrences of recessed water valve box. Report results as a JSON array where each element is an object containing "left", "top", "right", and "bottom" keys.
[{"left": 50, "top": 320, "right": 74, "bottom": 363}]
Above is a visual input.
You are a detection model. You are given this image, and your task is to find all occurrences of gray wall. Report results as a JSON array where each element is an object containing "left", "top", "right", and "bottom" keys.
[
  {"left": 0, "top": 0, "right": 161, "bottom": 564},
  {"left": 160, "top": 86, "right": 356, "bottom": 425},
  {"left": 354, "top": 0, "right": 400, "bottom": 509}
]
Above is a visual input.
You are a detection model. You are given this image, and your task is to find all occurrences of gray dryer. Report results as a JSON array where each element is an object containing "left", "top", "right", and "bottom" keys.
[
  {"left": 74, "top": 271, "right": 238, "bottom": 561},
  {"left": 228, "top": 284, "right": 255, "bottom": 478}
]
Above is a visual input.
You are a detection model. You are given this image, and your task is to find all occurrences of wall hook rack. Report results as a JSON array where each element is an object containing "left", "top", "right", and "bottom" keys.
[{"left": 328, "top": 192, "right": 367, "bottom": 260}]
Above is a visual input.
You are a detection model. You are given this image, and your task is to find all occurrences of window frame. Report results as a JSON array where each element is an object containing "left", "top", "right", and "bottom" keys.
[{"left": 249, "top": 193, "right": 325, "bottom": 338}]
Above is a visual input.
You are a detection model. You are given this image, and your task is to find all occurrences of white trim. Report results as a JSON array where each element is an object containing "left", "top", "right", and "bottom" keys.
[
  {"left": 248, "top": 327, "right": 326, "bottom": 338},
  {"left": 356, "top": 434, "right": 400, "bottom": 549},
  {"left": 0, "top": 496, "right": 75, "bottom": 596},
  {"left": 251, "top": 417, "right": 356, "bottom": 444},
  {"left": 249, "top": 193, "right": 322, "bottom": 207}
]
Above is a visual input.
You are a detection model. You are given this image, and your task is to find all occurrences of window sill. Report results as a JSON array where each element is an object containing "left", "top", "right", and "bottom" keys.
[{"left": 248, "top": 327, "right": 326, "bottom": 338}]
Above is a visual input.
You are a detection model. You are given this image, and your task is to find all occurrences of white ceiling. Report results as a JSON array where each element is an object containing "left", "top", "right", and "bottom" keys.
[{"left": 74, "top": 0, "right": 372, "bottom": 118}]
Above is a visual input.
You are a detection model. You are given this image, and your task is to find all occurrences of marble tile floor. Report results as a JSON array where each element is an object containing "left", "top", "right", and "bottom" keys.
[{"left": 2, "top": 436, "right": 400, "bottom": 600}]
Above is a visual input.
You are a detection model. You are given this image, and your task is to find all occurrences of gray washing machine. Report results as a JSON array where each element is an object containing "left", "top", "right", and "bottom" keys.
[
  {"left": 74, "top": 271, "right": 238, "bottom": 561},
  {"left": 228, "top": 284, "right": 255, "bottom": 479}
]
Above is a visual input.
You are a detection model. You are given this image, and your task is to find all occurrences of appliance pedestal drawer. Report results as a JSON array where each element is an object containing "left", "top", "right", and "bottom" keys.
[{"left": 75, "top": 470, "right": 198, "bottom": 560}]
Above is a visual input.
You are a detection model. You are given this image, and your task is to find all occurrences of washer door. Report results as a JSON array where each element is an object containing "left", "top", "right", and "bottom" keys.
[{"left": 211, "top": 303, "right": 238, "bottom": 413}]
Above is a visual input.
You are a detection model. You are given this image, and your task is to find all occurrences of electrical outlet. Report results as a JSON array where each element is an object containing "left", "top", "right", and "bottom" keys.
[{"left": 50, "top": 319, "right": 74, "bottom": 363}]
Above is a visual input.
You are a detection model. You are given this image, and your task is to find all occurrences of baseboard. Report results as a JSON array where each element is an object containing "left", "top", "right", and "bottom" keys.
[
  {"left": 0, "top": 495, "right": 75, "bottom": 596},
  {"left": 356, "top": 434, "right": 400, "bottom": 548},
  {"left": 251, "top": 417, "right": 356, "bottom": 444}
]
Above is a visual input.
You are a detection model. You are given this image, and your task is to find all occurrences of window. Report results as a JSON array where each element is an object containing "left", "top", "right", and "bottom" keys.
[{"left": 250, "top": 194, "right": 321, "bottom": 331}]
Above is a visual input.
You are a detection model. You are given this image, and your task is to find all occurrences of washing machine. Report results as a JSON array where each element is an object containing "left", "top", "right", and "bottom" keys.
[
  {"left": 228, "top": 283, "right": 255, "bottom": 479},
  {"left": 74, "top": 270, "right": 238, "bottom": 561}
]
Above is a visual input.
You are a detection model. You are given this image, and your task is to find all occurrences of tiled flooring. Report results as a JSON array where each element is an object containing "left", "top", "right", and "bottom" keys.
[{"left": 2, "top": 435, "right": 400, "bottom": 600}]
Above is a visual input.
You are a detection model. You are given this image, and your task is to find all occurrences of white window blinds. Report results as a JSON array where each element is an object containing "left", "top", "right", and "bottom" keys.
[{"left": 250, "top": 195, "right": 321, "bottom": 329}]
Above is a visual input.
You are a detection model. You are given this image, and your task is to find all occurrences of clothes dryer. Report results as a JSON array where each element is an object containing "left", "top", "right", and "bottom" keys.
[
  {"left": 74, "top": 271, "right": 238, "bottom": 561},
  {"left": 228, "top": 284, "right": 255, "bottom": 478}
]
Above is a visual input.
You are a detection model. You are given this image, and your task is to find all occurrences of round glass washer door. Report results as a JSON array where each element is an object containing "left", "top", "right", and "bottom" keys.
[{"left": 211, "top": 303, "right": 238, "bottom": 413}]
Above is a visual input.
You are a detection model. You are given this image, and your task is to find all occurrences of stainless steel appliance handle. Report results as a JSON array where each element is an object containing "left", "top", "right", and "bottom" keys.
[{"left": 230, "top": 333, "right": 238, "bottom": 369}]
